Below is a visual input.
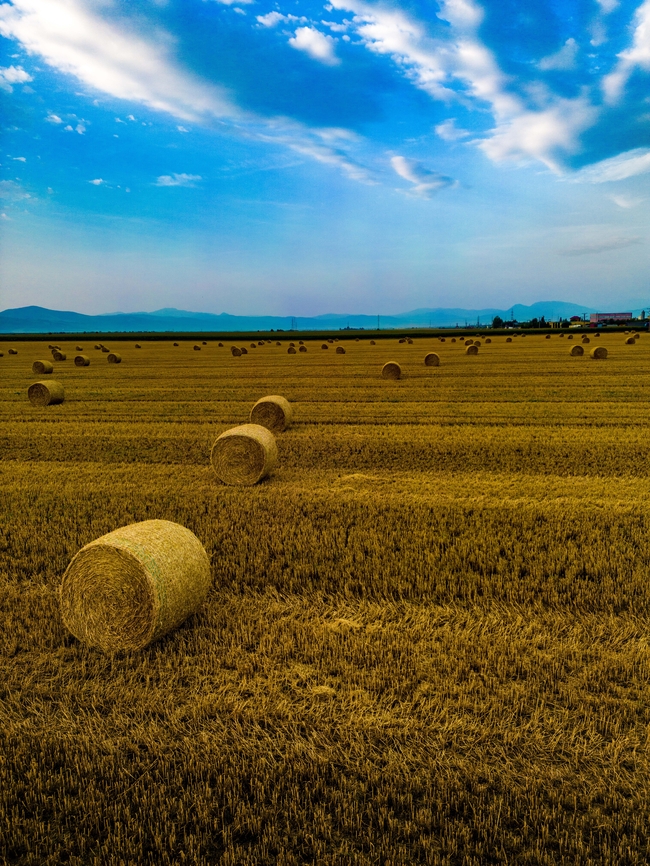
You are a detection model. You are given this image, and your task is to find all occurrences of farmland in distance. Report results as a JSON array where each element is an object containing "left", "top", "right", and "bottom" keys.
[{"left": 2, "top": 332, "right": 650, "bottom": 865}]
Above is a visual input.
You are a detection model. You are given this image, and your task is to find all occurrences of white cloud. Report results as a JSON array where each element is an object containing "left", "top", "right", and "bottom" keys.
[
  {"left": 154, "top": 173, "right": 202, "bottom": 186},
  {"left": 435, "top": 118, "right": 470, "bottom": 141},
  {"left": 596, "top": 0, "right": 618, "bottom": 13},
  {"left": 1, "top": 212, "right": 9, "bottom": 220},
  {"left": 390, "top": 155, "right": 456, "bottom": 197},
  {"left": 289, "top": 27, "right": 339, "bottom": 65},
  {"left": 570, "top": 148, "right": 650, "bottom": 182},
  {"left": 64, "top": 124, "right": 73, "bottom": 131},
  {"left": 89, "top": 178, "right": 104, "bottom": 185},
  {"left": 75, "top": 122, "right": 85, "bottom": 134},
  {"left": 177, "top": 125, "right": 189, "bottom": 132},
  {"left": 0, "top": 63, "right": 32, "bottom": 92},
  {"left": 127, "top": 114, "right": 136, "bottom": 121},
  {"left": 256, "top": 11, "right": 286, "bottom": 27},
  {"left": 0, "top": 0, "right": 235, "bottom": 122},
  {"left": 0, "top": 179, "right": 31, "bottom": 200},
  {"left": 538, "top": 38, "right": 578, "bottom": 71},
  {"left": 212, "top": 0, "right": 253, "bottom": 5},
  {"left": 12, "top": 156, "right": 26, "bottom": 161},
  {"left": 46, "top": 112, "right": 62, "bottom": 123},
  {"left": 611, "top": 193, "right": 645, "bottom": 207},
  {"left": 558, "top": 236, "right": 642, "bottom": 255},
  {"left": 603, "top": 0, "right": 650, "bottom": 103}
]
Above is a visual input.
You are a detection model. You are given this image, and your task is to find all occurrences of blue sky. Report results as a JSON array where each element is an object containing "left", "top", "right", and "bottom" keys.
[{"left": 1, "top": 0, "right": 650, "bottom": 316}]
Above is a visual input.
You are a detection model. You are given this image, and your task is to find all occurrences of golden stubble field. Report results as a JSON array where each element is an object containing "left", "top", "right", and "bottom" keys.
[{"left": 1, "top": 332, "right": 650, "bottom": 865}]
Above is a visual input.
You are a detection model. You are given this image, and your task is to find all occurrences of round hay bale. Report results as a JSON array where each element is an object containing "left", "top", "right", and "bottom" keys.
[
  {"left": 521, "top": 334, "right": 526, "bottom": 338},
  {"left": 474, "top": 340, "right": 482, "bottom": 347},
  {"left": 594, "top": 333, "right": 600, "bottom": 338},
  {"left": 382, "top": 361, "right": 401, "bottom": 380},
  {"left": 276, "top": 341, "right": 281, "bottom": 346},
  {"left": 218, "top": 342, "right": 224, "bottom": 347},
  {"left": 75, "top": 345, "right": 83, "bottom": 351},
  {"left": 257, "top": 341, "right": 264, "bottom": 346},
  {"left": 581, "top": 336, "right": 590, "bottom": 344},
  {"left": 32, "top": 360, "right": 54, "bottom": 374},
  {"left": 355, "top": 338, "right": 360, "bottom": 342},
  {"left": 240, "top": 347, "right": 248, "bottom": 355},
  {"left": 570, "top": 344, "right": 584, "bottom": 356},
  {"left": 202, "top": 341, "right": 207, "bottom": 346},
  {"left": 625, "top": 336, "right": 636, "bottom": 345},
  {"left": 0, "top": 352, "right": 4, "bottom": 357},
  {"left": 399, "top": 338, "right": 406, "bottom": 344},
  {"left": 28, "top": 380, "right": 64, "bottom": 406},
  {"left": 545, "top": 334, "right": 551, "bottom": 339},
  {"left": 231, "top": 346, "right": 242, "bottom": 356},
  {"left": 327, "top": 339, "right": 334, "bottom": 344},
  {"left": 74, "top": 355, "right": 90, "bottom": 367},
  {"left": 249, "top": 343, "right": 256, "bottom": 349},
  {"left": 465, "top": 344, "right": 479, "bottom": 355},
  {"left": 52, "top": 351, "right": 67, "bottom": 361},
  {"left": 590, "top": 346, "right": 608, "bottom": 359},
  {"left": 135, "top": 343, "right": 142, "bottom": 349},
  {"left": 288, "top": 346, "right": 297, "bottom": 354},
  {"left": 451, "top": 338, "right": 457, "bottom": 343},
  {"left": 250, "top": 395, "right": 292, "bottom": 432},
  {"left": 321, "top": 343, "right": 329, "bottom": 349},
  {"left": 440, "top": 337, "right": 446, "bottom": 342},
  {"left": 370, "top": 340, "right": 376, "bottom": 345},
  {"left": 407, "top": 338, "right": 413, "bottom": 344},
  {"left": 299, "top": 340, "right": 304, "bottom": 345},
  {"left": 336, "top": 346, "right": 346, "bottom": 354},
  {"left": 211, "top": 423, "right": 278, "bottom": 486},
  {"left": 101, "top": 347, "right": 110, "bottom": 353},
  {"left": 299, "top": 345, "right": 307, "bottom": 353},
  {"left": 59, "top": 519, "right": 211, "bottom": 652},
  {"left": 506, "top": 337, "right": 512, "bottom": 342},
  {"left": 485, "top": 337, "right": 492, "bottom": 344},
  {"left": 559, "top": 333, "right": 565, "bottom": 337},
  {"left": 289, "top": 342, "right": 295, "bottom": 347},
  {"left": 194, "top": 345, "right": 201, "bottom": 351},
  {"left": 173, "top": 342, "right": 179, "bottom": 347},
  {"left": 567, "top": 335, "right": 574, "bottom": 340},
  {"left": 107, "top": 352, "right": 122, "bottom": 364},
  {"left": 94, "top": 344, "right": 102, "bottom": 350},
  {"left": 424, "top": 352, "right": 440, "bottom": 367},
  {"left": 464, "top": 339, "right": 473, "bottom": 346}
]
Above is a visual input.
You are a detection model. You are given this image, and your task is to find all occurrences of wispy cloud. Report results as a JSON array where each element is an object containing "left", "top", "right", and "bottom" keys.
[
  {"left": 391, "top": 155, "right": 456, "bottom": 197},
  {"left": 289, "top": 27, "right": 339, "bottom": 65},
  {"left": 88, "top": 178, "right": 104, "bottom": 185},
  {"left": 603, "top": 0, "right": 650, "bottom": 103},
  {"left": 435, "top": 118, "right": 470, "bottom": 141},
  {"left": 570, "top": 148, "right": 650, "bottom": 183},
  {"left": 611, "top": 194, "right": 645, "bottom": 208},
  {"left": 155, "top": 173, "right": 202, "bottom": 187},
  {"left": 538, "top": 38, "right": 578, "bottom": 71},
  {"left": 46, "top": 112, "right": 63, "bottom": 124},
  {"left": 558, "top": 236, "right": 642, "bottom": 256}
]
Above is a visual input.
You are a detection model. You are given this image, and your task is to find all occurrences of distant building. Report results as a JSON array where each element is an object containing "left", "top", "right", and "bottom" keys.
[{"left": 590, "top": 312, "right": 632, "bottom": 324}]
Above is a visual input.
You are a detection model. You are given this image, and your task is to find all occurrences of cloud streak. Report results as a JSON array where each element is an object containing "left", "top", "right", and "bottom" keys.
[
  {"left": 558, "top": 236, "right": 642, "bottom": 256},
  {"left": 391, "top": 156, "right": 456, "bottom": 197}
]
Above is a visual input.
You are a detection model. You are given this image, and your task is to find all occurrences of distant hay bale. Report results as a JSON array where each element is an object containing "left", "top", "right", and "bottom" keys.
[
  {"left": 370, "top": 340, "right": 376, "bottom": 345},
  {"left": 101, "top": 347, "right": 109, "bottom": 353},
  {"left": 407, "top": 338, "right": 413, "bottom": 344},
  {"left": 257, "top": 341, "right": 264, "bottom": 346},
  {"left": 250, "top": 343, "right": 256, "bottom": 349},
  {"left": 625, "top": 336, "right": 636, "bottom": 344},
  {"left": 451, "top": 338, "right": 456, "bottom": 343},
  {"left": 240, "top": 347, "right": 248, "bottom": 355},
  {"left": 590, "top": 346, "right": 608, "bottom": 359},
  {"left": 521, "top": 334, "right": 526, "bottom": 338},
  {"left": 202, "top": 341, "right": 207, "bottom": 346},
  {"left": 567, "top": 335, "right": 574, "bottom": 340},
  {"left": 76, "top": 345, "right": 83, "bottom": 351},
  {"left": 581, "top": 336, "right": 590, "bottom": 344},
  {"left": 289, "top": 342, "right": 295, "bottom": 347},
  {"left": 327, "top": 339, "right": 334, "bottom": 344},
  {"left": 276, "top": 341, "right": 281, "bottom": 346},
  {"left": 288, "top": 346, "right": 297, "bottom": 354},
  {"left": 194, "top": 345, "right": 201, "bottom": 351},
  {"left": 173, "top": 342, "right": 179, "bottom": 347},
  {"left": 7, "top": 348, "right": 18, "bottom": 355},
  {"left": 506, "top": 337, "right": 512, "bottom": 342},
  {"left": 218, "top": 342, "right": 224, "bottom": 347},
  {"left": 321, "top": 343, "right": 328, "bottom": 349},
  {"left": 52, "top": 351, "right": 67, "bottom": 361},
  {"left": 59, "top": 519, "right": 211, "bottom": 652},
  {"left": 28, "top": 380, "right": 64, "bottom": 406},
  {"left": 382, "top": 361, "right": 401, "bottom": 379},
  {"left": 464, "top": 339, "right": 473, "bottom": 346},
  {"left": 211, "top": 423, "right": 278, "bottom": 486},
  {"left": 135, "top": 344, "right": 141, "bottom": 349},
  {"left": 545, "top": 334, "right": 551, "bottom": 339},
  {"left": 485, "top": 337, "right": 492, "bottom": 343},
  {"left": 336, "top": 346, "right": 346, "bottom": 354},
  {"left": 32, "top": 360, "right": 54, "bottom": 374},
  {"left": 250, "top": 395, "right": 292, "bottom": 432},
  {"left": 570, "top": 344, "right": 584, "bottom": 356},
  {"left": 465, "top": 344, "right": 479, "bottom": 355},
  {"left": 107, "top": 352, "right": 122, "bottom": 364},
  {"left": 559, "top": 333, "right": 565, "bottom": 337},
  {"left": 299, "top": 345, "right": 307, "bottom": 352},
  {"left": 231, "top": 346, "right": 242, "bottom": 357},
  {"left": 94, "top": 344, "right": 101, "bottom": 350},
  {"left": 474, "top": 340, "right": 482, "bottom": 347},
  {"left": 299, "top": 340, "right": 304, "bottom": 345},
  {"left": 398, "top": 338, "right": 406, "bottom": 344},
  {"left": 424, "top": 352, "right": 440, "bottom": 367},
  {"left": 440, "top": 337, "right": 446, "bottom": 342},
  {"left": 594, "top": 333, "right": 600, "bottom": 338},
  {"left": 355, "top": 338, "right": 360, "bottom": 342},
  {"left": 74, "top": 355, "right": 90, "bottom": 367}
]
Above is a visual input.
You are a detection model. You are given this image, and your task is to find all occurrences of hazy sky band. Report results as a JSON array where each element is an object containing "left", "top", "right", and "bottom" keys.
[{"left": 1, "top": 0, "right": 650, "bottom": 315}]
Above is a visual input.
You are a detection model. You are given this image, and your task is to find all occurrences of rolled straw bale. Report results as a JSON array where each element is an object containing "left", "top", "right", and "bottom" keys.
[
  {"left": 250, "top": 343, "right": 256, "bottom": 349},
  {"left": 327, "top": 339, "right": 334, "bottom": 344},
  {"left": 211, "top": 423, "right": 277, "bottom": 486},
  {"left": 74, "top": 355, "right": 90, "bottom": 367},
  {"left": 135, "top": 344, "right": 142, "bottom": 349},
  {"left": 48, "top": 345, "right": 54, "bottom": 349},
  {"left": 28, "top": 380, "right": 64, "bottom": 406},
  {"left": 485, "top": 338, "right": 492, "bottom": 344},
  {"left": 202, "top": 341, "right": 207, "bottom": 346},
  {"left": 173, "top": 342, "right": 179, "bottom": 347},
  {"left": 218, "top": 342, "right": 224, "bottom": 347},
  {"left": 382, "top": 361, "right": 401, "bottom": 380},
  {"left": 581, "top": 337, "right": 590, "bottom": 344},
  {"left": 545, "top": 334, "right": 551, "bottom": 339},
  {"left": 76, "top": 345, "right": 83, "bottom": 351},
  {"left": 59, "top": 519, "right": 211, "bottom": 652},
  {"left": 567, "top": 335, "right": 574, "bottom": 340},
  {"left": 440, "top": 337, "right": 446, "bottom": 342},
  {"left": 258, "top": 341, "right": 264, "bottom": 346},
  {"left": 288, "top": 346, "right": 297, "bottom": 354},
  {"left": 276, "top": 341, "right": 281, "bottom": 346},
  {"left": 299, "top": 340, "right": 304, "bottom": 345},
  {"left": 107, "top": 352, "right": 122, "bottom": 364},
  {"left": 590, "top": 346, "right": 608, "bottom": 359},
  {"left": 594, "top": 333, "right": 600, "bottom": 338},
  {"left": 8, "top": 348, "right": 18, "bottom": 355},
  {"left": 559, "top": 333, "right": 565, "bottom": 337},
  {"left": 250, "top": 395, "right": 292, "bottom": 432},
  {"left": 336, "top": 346, "right": 346, "bottom": 354},
  {"left": 355, "top": 338, "right": 360, "bottom": 342},
  {"left": 0, "top": 352, "right": 4, "bottom": 357},
  {"left": 407, "top": 338, "right": 414, "bottom": 344},
  {"left": 321, "top": 343, "right": 329, "bottom": 349},
  {"left": 194, "top": 345, "right": 201, "bottom": 351},
  {"left": 94, "top": 344, "right": 102, "bottom": 350},
  {"left": 32, "top": 360, "right": 53, "bottom": 374},
  {"left": 399, "top": 338, "right": 406, "bottom": 344},
  {"left": 240, "top": 347, "right": 248, "bottom": 355},
  {"left": 464, "top": 339, "right": 473, "bottom": 346},
  {"left": 231, "top": 346, "right": 242, "bottom": 356},
  {"left": 52, "top": 351, "right": 67, "bottom": 361},
  {"left": 299, "top": 345, "right": 307, "bottom": 353},
  {"left": 101, "top": 347, "right": 110, "bottom": 353},
  {"left": 289, "top": 342, "right": 295, "bottom": 347},
  {"left": 506, "top": 337, "right": 512, "bottom": 342},
  {"left": 521, "top": 334, "right": 526, "bottom": 338},
  {"left": 570, "top": 344, "right": 584, "bottom": 356},
  {"left": 474, "top": 340, "right": 482, "bottom": 347},
  {"left": 451, "top": 338, "right": 457, "bottom": 343},
  {"left": 424, "top": 352, "right": 440, "bottom": 367},
  {"left": 625, "top": 336, "right": 636, "bottom": 345},
  {"left": 465, "top": 344, "right": 479, "bottom": 355},
  {"left": 370, "top": 340, "right": 376, "bottom": 345}
]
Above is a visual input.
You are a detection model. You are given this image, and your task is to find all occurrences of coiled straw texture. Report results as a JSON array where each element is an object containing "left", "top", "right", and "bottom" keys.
[
  {"left": 28, "top": 380, "right": 65, "bottom": 406},
  {"left": 59, "top": 519, "right": 211, "bottom": 652},
  {"left": 211, "top": 423, "right": 278, "bottom": 486},
  {"left": 107, "top": 353, "right": 122, "bottom": 364},
  {"left": 590, "top": 346, "right": 608, "bottom": 359},
  {"left": 382, "top": 362, "right": 401, "bottom": 380},
  {"left": 250, "top": 395, "right": 292, "bottom": 432},
  {"left": 424, "top": 353, "right": 440, "bottom": 367},
  {"left": 74, "top": 355, "right": 90, "bottom": 367},
  {"left": 32, "top": 360, "right": 53, "bottom": 374}
]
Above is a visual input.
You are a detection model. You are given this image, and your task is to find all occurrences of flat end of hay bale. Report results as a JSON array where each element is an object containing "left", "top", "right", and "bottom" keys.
[
  {"left": 211, "top": 423, "right": 278, "bottom": 486},
  {"left": 570, "top": 344, "right": 584, "bottom": 356},
  {"left": 465, "top": 344, "right": 479, "bottom": 355},
  {"left": 424, "top": 352, "right": 440, "bottom": 367},
  {"left": 287, "top": 346, "right": 296, "bottom": 354},
  {"left": 28, "top": 380, "right": 65, "bottom": 406},
  {"left": 231, "top": 346, "right": 242, "bottom": 356},
  {"left": 382, "top": 361, "right": 401, "bottom": 380},
  {"left": 74, "top": 355, "right": 90, "bottom": 367},
  {"left": 335, "top": 346, "right": 345, "bottom": 354},
  {"left": 250, "top": 395, "right": 292, "bottom": 432},
  {"left": 590, "top": 346, "right": 608, "bottom": 359},
  {"left": 32, "top": 360, "right": 54, "bottom": 374},
  {"left": 107, "top": 353, "right": 122, "bottom": 364}
]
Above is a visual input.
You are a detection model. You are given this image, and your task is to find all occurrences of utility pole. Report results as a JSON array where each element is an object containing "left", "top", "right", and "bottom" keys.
[{"left": 377, "top": 314, "right": 380, "bottom": 331}]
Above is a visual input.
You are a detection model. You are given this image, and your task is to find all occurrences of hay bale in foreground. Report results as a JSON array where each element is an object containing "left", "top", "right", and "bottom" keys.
[
  {"left": 424, "top": 352, "right": 440, "bottom": 367},
  {"left": 590, "top": 346, "right": 608, "bottom": 359},
  {"left": 570, "top": 344, "right": 584, "bottom": 356},
  {"left": 28, "top": 380, "right": 64, "bottom": 406},
  {"left": 250, "top": 395, "right": 292, "bottom": 432},
  {"left": 382, "top": 361, "right": 401, "bottom": 380},
  {"left": 59, "top": 519, "right": 211, "bottom": 652},
  {"left": 32, "top": 360, "right": 54, "bottom": 374},
  {"left": 74, "top": 355, "right": 90, "bottom": 367},
  {"left": 336, "top": 346, "right": 346, "bottom": 354},
  {"left": 288, "top": 346, "right": 297, "bottom": 354},
  {"left": 231, "top": 346, "right": 242, "bottom": 357},
  {"left": 211, "top": 423, "right": 278, "bottom": 486},
  {"left": 52, "top": 351, "right": 67, "bottom": 361},
  {"left": 465, "top": 344, "right": 479, "bottom": 355},
  {"left": 107, "top": 352, "right": 122, "bottom": 364}
]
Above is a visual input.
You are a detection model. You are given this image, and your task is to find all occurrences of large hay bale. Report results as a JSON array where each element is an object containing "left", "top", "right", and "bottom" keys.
[
  {"left": 336, "top": 346, "right": 346, "bottom": 354},
  {"left": 211, "top": 423, "right": 277, "bottom": 486},
  {"left": 52, "top": 350, "right": 67, "bottom": 361},
  {"left": 250, "top": 395, "right": 292, "bottom": 432},
  {"left": 590, "top": 346, "right": 608, "bottom": 359},
  {"left": 424, "top": 352, "right": 440, "bottom": 367},
  {"left": 287, "top": 346, "right": 297, "bottom": 354},
  {"left": 299, "top": 345, "right": 307, "bottom": 353},
  {"left": 465, "top": 344, "right": 479, "bottom": 355},
  {"left": 382, "top": 361, "right": 401, "bottom": 380},
  {"left": 28, "top": 380, "right": 64, "bottom": 406},
  {"left": 231, "top": 346, "right": 242, "bottom": 357},
  {"left": 32, "top": 360, "right": 54, "bottom": 374},
  {"left": 74, "top": 355, "right": 90, "bottom": 367},
  {"left": 59, "top": 519, "right": 211, "bottom": 652},
  {"left": 321, "top": 343, "right": 328, "bottom": 349},
  {"left": 570, "top": 344, "right": 584, "bottom": 356},
  {"left": 107, "top": 352, "right": 122, "bottom": 364},
  {"left": 625, "top": 336, "right": 636, "bottom": 345}
]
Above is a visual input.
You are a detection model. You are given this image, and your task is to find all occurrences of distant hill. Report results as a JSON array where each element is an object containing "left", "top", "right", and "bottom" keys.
[{"left": 0, "top": 301, "right": 639, "bottom": 334}]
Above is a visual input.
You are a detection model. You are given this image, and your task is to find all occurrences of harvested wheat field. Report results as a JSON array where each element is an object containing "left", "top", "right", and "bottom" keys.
[{"left": 2, "top": 332, "right": 650, "bottom": 865}]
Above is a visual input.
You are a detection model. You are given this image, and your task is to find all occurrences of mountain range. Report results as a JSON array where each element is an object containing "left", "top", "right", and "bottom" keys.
[{"left": 0, "top": 301, "right": 646, "bottom": 334}]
